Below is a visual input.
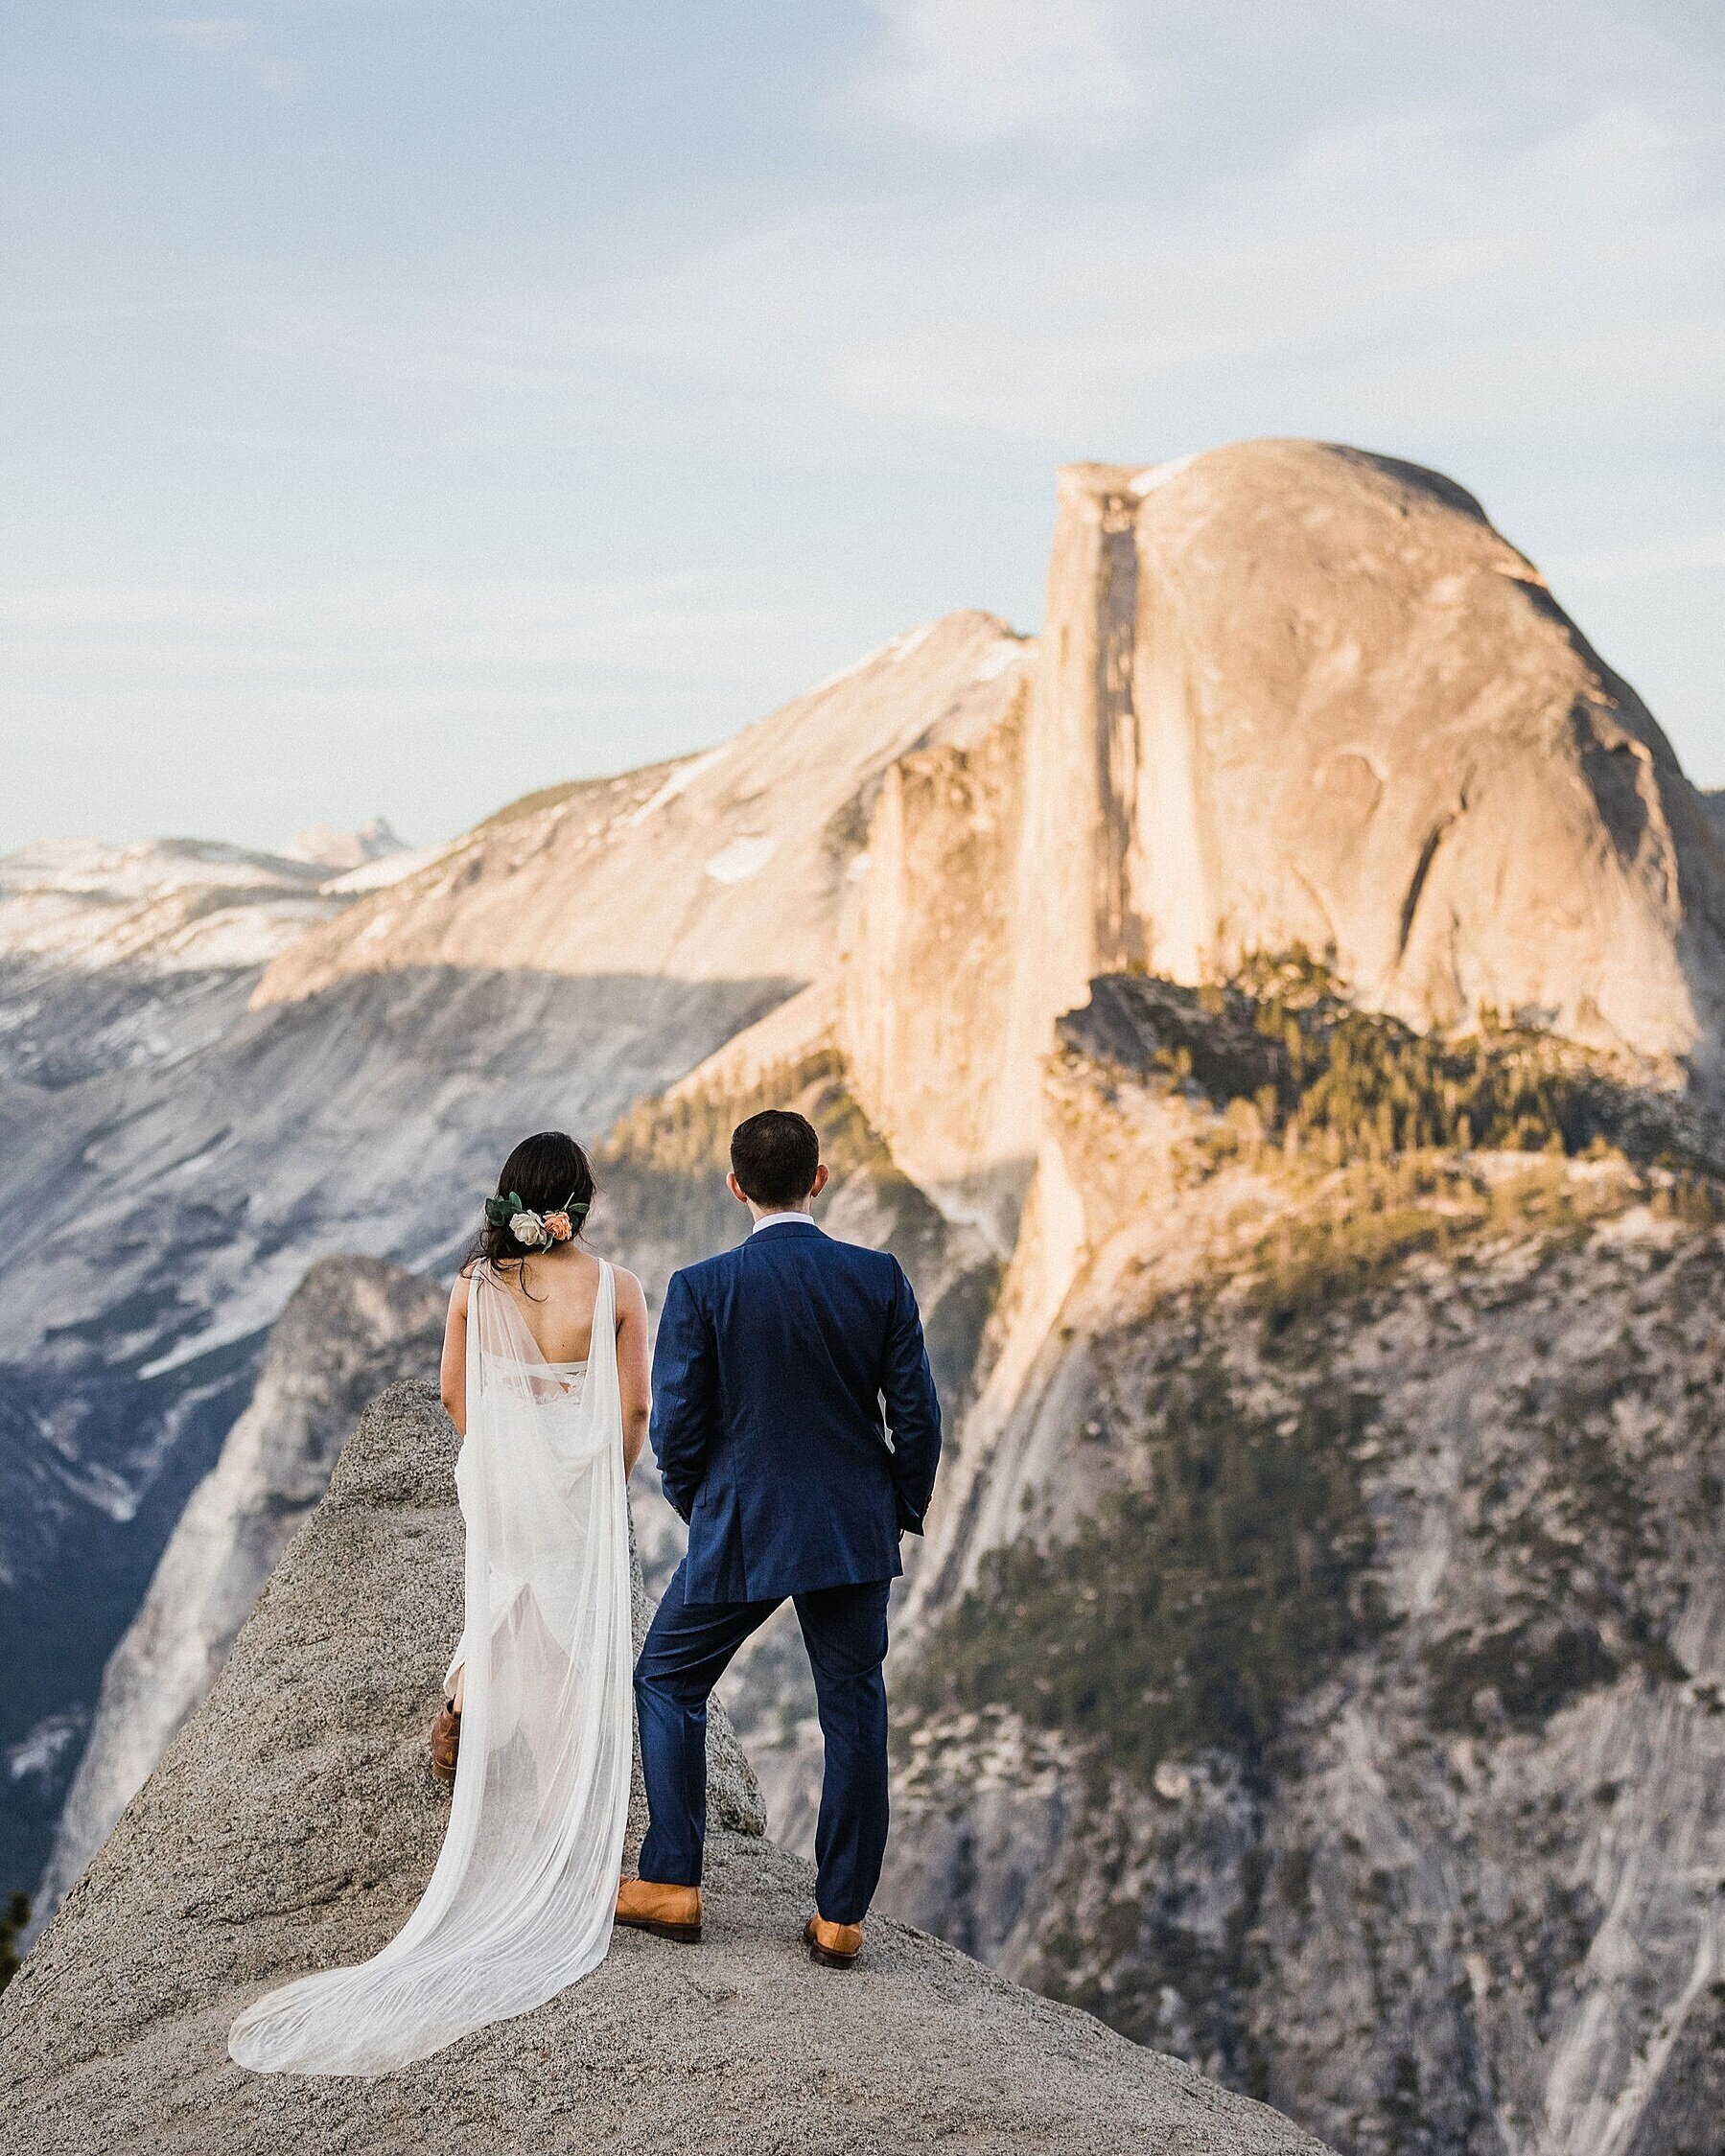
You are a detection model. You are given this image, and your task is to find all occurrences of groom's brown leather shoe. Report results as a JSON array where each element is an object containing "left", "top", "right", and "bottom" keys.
[
  {"left": 804, "top": 1915, "right": 863, "bottom": 1968},
  {"left": 616, "top": 1878, "right": 703, "bottom": 1942}
]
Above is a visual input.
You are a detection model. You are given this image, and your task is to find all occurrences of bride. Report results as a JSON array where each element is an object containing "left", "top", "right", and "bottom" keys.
[{"left": 229, "top": 1130, "right": 652, "bottom": 2076}]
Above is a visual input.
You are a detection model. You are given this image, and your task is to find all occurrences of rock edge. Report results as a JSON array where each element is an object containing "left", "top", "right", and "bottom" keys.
[{"left": 1, "top": 1380, "right": 1325, "bottom": 2155}]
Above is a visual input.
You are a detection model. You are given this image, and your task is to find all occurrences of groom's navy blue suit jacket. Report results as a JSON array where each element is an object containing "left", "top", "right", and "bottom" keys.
[{"left": 648, "top": 1220, "right": 942, "bottom": 1603}]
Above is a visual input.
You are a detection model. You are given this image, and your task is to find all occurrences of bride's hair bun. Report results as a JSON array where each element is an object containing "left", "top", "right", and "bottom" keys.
[{"left": 468, "top": 1131, "right": 596, "bottom": 1283}]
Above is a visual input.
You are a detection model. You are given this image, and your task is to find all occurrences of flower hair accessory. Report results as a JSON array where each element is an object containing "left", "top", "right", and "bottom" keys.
[{"left": 484, "top": 1188, "right": 591, "bottom": 1250}]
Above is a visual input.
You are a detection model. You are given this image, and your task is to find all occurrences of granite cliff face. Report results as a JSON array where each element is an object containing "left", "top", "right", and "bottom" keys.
[
  {"left": 0, "top": 1379, "right": 1322, "bottom": 2156},
  {"left": 34, "top": 1257, "right": 448, "bottom": 1926},
  {"left": 875, "top": 968, "right": 1725, "bottom": 2156},
  {"left": 836, "top": 445, "right": 1725, "bottom": 1221},
  {"left": 1037, "top": 449, "right": 1725, "bottom": 1065}
]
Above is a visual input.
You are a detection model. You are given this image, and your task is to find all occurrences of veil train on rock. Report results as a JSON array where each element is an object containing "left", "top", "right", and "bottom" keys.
[{"left": 229, "top": 1260, "right": 633, "bottom": 2076}]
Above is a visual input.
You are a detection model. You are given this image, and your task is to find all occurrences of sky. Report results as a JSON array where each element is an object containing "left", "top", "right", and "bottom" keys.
[{"left": 1, "top": 0, "right": 1721, "bottom": 858}]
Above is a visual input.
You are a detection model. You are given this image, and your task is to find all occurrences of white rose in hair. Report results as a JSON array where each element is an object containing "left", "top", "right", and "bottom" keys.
[{"left": 509, "top": 1209, "right": 550, "bottom": 1248}]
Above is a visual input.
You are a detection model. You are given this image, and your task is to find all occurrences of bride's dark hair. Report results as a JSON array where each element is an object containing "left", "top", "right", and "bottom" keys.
[{"left": 466, "top": 1130, "right": 596, "bottom": 1298}]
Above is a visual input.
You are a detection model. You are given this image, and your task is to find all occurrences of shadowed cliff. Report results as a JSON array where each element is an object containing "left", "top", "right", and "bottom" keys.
[{"left": 34, "top": 1258, "right": 450, "bottom": 1928}]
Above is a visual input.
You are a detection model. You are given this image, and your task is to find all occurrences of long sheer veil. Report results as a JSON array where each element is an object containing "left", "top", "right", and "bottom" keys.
[{"left": 229, "top": 1260, "right": 634, "bottom": 2076}]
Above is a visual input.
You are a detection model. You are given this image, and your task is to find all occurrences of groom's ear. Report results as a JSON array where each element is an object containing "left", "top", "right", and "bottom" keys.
[
  {"left": 810, "top": 1163, "right": 830, "bottom": 1201},
  {"left": 727, "top": 1170, "right": 750, "bottom": 1206}
]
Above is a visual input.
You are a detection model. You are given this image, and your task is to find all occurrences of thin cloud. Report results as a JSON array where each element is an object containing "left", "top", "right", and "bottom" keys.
[
  {"left": 848, "top": 0, "right": 1720, "bottom": 159},
  {"left": 850, "top": 0, "right": 1154, "bottom": 147},
  {"left": 218, "top": 83, "right": 1719, "bottom": 465},
  {"left": 0, "top": 572, "right": 817, "bottom": 682},
  {"left": 147, "top": 15, "right": 257, "bottom": 53},
  {"left": 139, "top": 14, "right": 299, "bottom": 93}
]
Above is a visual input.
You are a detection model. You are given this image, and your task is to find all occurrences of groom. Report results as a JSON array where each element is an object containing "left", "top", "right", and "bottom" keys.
[{"left": 618, "top": 1108, "right": 943, "bottom": 1967}]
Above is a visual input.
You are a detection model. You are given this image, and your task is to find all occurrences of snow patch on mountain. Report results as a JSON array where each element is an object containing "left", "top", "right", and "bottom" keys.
[
  {"left": 0, "top": 837, "right": 331, "bottom": 974},
  {"left": 704, "top": 834, "right": 780, "bottom": 885}
]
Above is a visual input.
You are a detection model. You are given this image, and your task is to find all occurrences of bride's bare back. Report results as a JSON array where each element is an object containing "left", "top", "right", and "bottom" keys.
[
  {"left": 440, "top": 1248, "right": 652, "bottom": 1470},
  {"left": 489, "top": 1245, "right": 606, "bottom": 1363}
]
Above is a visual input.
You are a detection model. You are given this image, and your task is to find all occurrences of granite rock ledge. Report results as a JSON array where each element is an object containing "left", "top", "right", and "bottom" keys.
[{"left": 1, "top": 1379, "right": 1326, "bottom": 2155}]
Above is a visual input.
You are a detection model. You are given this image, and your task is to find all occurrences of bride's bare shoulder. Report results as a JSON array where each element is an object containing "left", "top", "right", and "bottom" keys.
[
  {"left": 442, "top": 1271, "right": 473, "bottom": 1347},
  {"left": 610, "top": 1264, "right": 648, "bottom": 1314}
]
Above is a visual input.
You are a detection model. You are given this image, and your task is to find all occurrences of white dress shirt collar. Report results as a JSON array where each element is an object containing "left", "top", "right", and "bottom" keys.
[{"left": 750, "top": 1210, "right": 816, "bottom": 1235}]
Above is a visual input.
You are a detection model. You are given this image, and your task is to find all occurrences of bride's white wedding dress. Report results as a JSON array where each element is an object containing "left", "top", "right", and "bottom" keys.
[{"left": 229, "top": 1260, "right": 634, "bottom": 2077}]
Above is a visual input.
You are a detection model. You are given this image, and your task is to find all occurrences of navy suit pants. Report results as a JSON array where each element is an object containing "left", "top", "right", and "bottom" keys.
[{"left": 634, "top": 1560, "right": 891, "bottom": 1926}]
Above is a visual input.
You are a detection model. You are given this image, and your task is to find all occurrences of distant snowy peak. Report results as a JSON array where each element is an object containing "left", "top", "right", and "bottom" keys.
[
  {"left": 0, "top": 836, "right": 337, "bottom": 975},
  {"left": 281, "top": 818, "right": 410, "bottom": 872},
  {"left": 6, "top": 613, "right": 1035, "bottom": 1002},
  {"left": 0, "top": 822, "right": 432, "bottom": 975},
  {"left": 0, "top": 835, "right": 325, "bottom": 901}
]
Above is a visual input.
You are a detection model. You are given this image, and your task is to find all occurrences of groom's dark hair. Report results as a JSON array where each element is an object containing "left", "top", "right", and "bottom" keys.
[{"left": 731, "top": 1109, "right": 821, "bottom": 1208}]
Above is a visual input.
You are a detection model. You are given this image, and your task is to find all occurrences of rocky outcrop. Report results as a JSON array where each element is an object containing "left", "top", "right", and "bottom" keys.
[
  {"left": 33, "top": 1258, "right": 448, "bottom": 1928},
  {"left": 838, "top": 683, "right": 1032, "bottom": 1247},
  {"left": 0, "top": 1379, "right": 1323, "bottom": 2156},
  {"left": 877, "top": 969, "right": 1725, "bottom": 2154}
]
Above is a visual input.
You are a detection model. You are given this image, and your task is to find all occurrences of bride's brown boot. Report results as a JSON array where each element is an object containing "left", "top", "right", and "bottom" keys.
[
  {"left": 615, "top": 1878, "right": 703, "bottom": 1942},
  {"left": 430, "top": 1702, "right": 460, "bottom": 1784},
  {"left": 804, "top": 1914, "right": 863, "bottom": 1968}
]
